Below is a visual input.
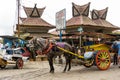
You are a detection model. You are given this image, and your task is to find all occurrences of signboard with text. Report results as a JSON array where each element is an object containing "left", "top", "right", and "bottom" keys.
[{"left": 56, "top": 9, "right": 66, "bottom": 30}]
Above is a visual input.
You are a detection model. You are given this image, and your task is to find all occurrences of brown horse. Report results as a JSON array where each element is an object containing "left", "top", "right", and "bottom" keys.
[{"left": 27, "top": 37, "right": 73, "bottom": 73}]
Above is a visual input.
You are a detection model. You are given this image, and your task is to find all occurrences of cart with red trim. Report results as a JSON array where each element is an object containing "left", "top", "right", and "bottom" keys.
[
  {"left": 0, "top": 35, "right": 30, "bottom": 69},
  {"left": 83, "top": 43, "right": 111, "bottom": 70},
  {"left": 0, "top": 47, "right": 30, "bottom": 69},
  {"left": 57, "top": 43, "right": 111, "bottom": 70}
]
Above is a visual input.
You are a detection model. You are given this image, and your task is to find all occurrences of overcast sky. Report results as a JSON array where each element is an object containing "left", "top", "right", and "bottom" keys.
[{"left": 0, "top": 0, "right": 120, "bottom": 35}]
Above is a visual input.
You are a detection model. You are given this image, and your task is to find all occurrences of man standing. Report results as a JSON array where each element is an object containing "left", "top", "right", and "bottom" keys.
[{"left": 111, "top": 40, "right": 120, "bottom": 68}]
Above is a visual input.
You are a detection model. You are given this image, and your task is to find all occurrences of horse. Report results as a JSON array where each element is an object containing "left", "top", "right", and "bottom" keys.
[{"left": 27, "top": 37, "right": 73, "bottom": 73}]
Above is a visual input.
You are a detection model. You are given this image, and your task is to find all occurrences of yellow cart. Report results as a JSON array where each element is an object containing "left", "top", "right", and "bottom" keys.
[{"left": 57, "top": 43, "right": 111, "bottom": 70}]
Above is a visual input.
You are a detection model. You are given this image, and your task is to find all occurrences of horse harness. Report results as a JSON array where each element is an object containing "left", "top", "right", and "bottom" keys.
[{"left": 42, "top": 42, "right": 54, "bottom": 54}]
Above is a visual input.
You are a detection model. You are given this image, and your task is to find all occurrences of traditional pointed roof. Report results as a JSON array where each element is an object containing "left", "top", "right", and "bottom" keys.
[
  {"left": 67, "top": 2, "right": 97, "bottom": 27},
  {"left": 91, "top": 7, "right": 108, "bottom": 20},
  {"left": 20, "top": 4, "right": 54, "bottom": 27},
  {"left": 23, "top": 4, "right": 45, "bottom": 17},
  {"left": 72, "top": 2, "right": 90, "bottom": 17},
  {"left": 91, "top": 7, "right": 119, "bottom": 29}
]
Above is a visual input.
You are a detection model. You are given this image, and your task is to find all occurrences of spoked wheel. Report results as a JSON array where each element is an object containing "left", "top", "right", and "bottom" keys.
[
  {"left": 96, "top": 50, "right": 111, "bottom": 70},
  {"left": 15, "top": 58, "right": 24, "bottom": 69}
]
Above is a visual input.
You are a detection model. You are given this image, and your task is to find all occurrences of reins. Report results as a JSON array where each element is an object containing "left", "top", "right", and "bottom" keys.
[{"left": 43, "top": 42, "right": 54, "bottom": 54}]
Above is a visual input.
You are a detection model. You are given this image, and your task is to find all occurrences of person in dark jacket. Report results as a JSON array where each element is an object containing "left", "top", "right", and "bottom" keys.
[{"left": 111, "top": 40, "right": 120, "bottom": 68}]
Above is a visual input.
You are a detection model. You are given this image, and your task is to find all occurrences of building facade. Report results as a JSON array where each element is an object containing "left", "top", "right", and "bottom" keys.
[{"left": 15, "top": 4, "right": 55, "bottom": 39}]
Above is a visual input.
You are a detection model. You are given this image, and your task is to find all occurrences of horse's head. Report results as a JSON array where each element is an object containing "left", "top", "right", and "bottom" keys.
[
  {"left": 27, "top": 37, "right": 50, "bottom": 54},
  {"left": 26, "top": 37, "right": 36, "bottom": 48}
]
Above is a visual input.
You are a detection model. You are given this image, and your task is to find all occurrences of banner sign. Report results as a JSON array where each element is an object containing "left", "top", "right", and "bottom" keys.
[{"left": 56, "top": 9, "right": 66, "bottom": 30}]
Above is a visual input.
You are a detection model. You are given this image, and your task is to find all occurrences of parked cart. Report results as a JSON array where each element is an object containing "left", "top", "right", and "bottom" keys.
[
  {"left": 57, "top": 43, "right": 111, "bottom": 70},
  {"left": 0, "top": 47, "right": 30, "bottom": 69}
]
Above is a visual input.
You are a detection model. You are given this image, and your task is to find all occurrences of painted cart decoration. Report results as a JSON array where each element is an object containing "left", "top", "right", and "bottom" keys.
[
  {"left": 0, "top": 47, "right": 30, "bottom": 69},
  {"left": 0, "top": 36, "right": 30, "bottom": 69},
  {"left": 57, "top": 43, "right": 111, "bottom": 70}
]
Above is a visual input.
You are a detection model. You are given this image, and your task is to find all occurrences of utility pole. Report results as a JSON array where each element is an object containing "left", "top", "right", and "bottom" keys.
[{"left": 17, "top": 0, "right": 20, "bottom": 37}]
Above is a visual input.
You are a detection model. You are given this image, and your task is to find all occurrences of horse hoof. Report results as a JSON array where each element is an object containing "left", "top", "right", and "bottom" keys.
[
  {"left": 50, "top": 70, "right": 54, "bottom": 73},
  {"left": 68, "top": 69, "right": 71, "bottom": 71},
  {"left": 62, "top": 71, "right": 66, "bottom": 73}
]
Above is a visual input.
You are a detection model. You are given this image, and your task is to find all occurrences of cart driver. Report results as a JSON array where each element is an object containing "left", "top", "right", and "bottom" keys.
[{"left": 111, "top": 39, "right": 120, "bottom": 68}]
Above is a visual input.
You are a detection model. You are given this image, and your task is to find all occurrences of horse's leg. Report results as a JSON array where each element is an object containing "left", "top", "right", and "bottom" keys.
[
  {"left": 48, "top": 57, "right": 54, "bottom": 73},
  {"left": 29, "top": 48, "right": 36, "bottom": 61},
  {"left": 58, "top": 55, "right": 63, "bottom": 64},
  {"left": 63, "top": 56, "right": 69, "bottom": 72},
  {"left": 47, "top": 53, "right": 54, "bottom": 73},
  {"left": 67, "top": 58, "right": 72, "bottom": 71}
]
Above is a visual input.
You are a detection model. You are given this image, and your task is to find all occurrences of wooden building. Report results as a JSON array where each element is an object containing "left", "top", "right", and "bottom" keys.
[
  {"left": 66, "top": 2, "right": 119, "bottom": 34},
  {"left": 65, "top": 2, "right": 119, "bottom": 46},
  {"left": 15, "top": 4, "right": 55, "bottom": 39}
]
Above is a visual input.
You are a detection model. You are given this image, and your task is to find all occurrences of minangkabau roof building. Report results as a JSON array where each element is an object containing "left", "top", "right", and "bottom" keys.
[
  {"left": 66, "top": 2, "right": 97, "bottom": 33},
  {"left": 91, "top": 7, "right": 119, "bottom": 33},
  {"left": 67, "top": 2, "right": 96, "bottom": 26},
  {"left": 66, "top": 2, "right": 119, "bottom": 34},
  {"left": 16, "top": 4, "right": 55, "bottom": 39}
]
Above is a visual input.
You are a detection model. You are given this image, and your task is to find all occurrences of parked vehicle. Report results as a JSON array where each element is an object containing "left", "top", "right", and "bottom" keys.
[{"left": 0, "top": 47, "right": 30, "bottom": 69}]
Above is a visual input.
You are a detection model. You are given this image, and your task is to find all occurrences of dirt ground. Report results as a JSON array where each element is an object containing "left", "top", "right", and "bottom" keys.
[{"left": 0, "top": 61, "right": 120, "bottom": 80}]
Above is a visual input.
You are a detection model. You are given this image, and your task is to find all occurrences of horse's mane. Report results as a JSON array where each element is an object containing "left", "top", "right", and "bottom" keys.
[{"left": 28, "top": 37, "right": 48, "bottom": 52}]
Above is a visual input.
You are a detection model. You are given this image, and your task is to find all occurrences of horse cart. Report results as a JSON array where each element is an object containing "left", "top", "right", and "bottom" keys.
[
  {"left": 0, "top": 47, "right": 30, "bottom": 69},
  {"left": 57, "top": 43, "right": 111, "bottom": 70},
  {"left": 0, "top": 35, "right": 31, "bottom": 69}
]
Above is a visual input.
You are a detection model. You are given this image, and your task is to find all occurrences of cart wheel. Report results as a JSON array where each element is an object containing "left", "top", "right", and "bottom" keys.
[
  {"left": 84, "top": 58, "right": 94, "bottom": 68},
  {"left": 96, "top": 50, "right": 111, "bottom": 70},
  {"left": 16, "top": 58, "right": 23, "bottom": 69},
  {"left": 0, "top": 65, "right": 6, "bottom": 69}
]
